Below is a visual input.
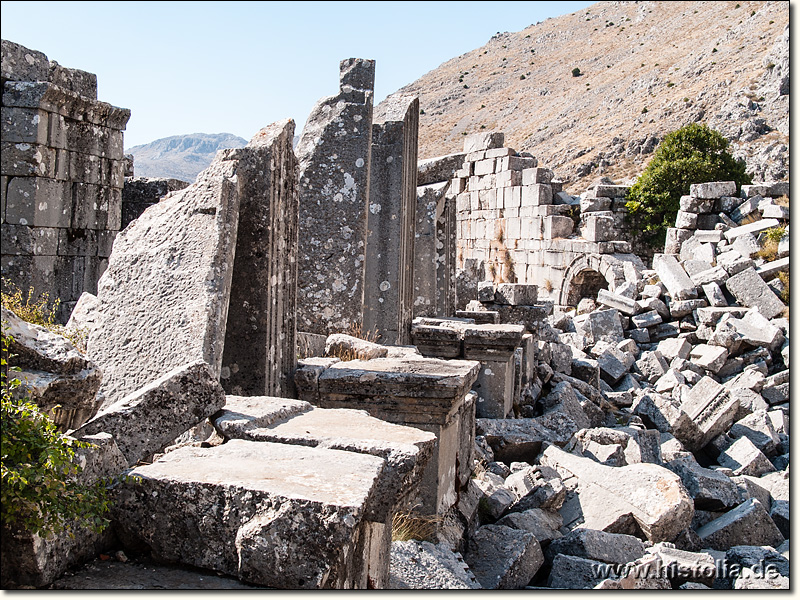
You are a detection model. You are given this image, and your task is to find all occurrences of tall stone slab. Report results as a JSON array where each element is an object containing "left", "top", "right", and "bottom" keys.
[
  {"left": 87, "top": 153, "right": 240, "bottom": 407},
  {"left": 295, "top": 58, "right": 375, "bottom": 336},
  {"left": 220, "top": 120, "right": 299, "bottom": 397},
  {"left": 363, "top": 94, "right": 419, "bottom": 345}
]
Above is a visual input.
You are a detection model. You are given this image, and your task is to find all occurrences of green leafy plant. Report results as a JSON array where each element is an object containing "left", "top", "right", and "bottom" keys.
[
  {"left": 572, "top": 67, "right": 581, "bottom": 77},
  {"left": 625, "top": 123, "right": 751, "bottom": 248},
  {"left": 1, "top": 329, "right": 111, "bottom": 537}
]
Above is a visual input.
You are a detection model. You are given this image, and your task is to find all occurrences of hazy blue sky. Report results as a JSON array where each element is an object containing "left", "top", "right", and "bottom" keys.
[{"left": 2, "top": 1, "right": 594, "bottom": 148}]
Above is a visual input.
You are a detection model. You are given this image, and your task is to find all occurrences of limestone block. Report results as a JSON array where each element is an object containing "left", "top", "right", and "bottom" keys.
[
  {"left": 5, "top": 176, "right": 72, "bottom": 228},
  {"left": 540, "top": 445, "right": 693, "bottom": 542},
  {"left": 729, "top": 310, "right": 784, "bottom": 350},
  {"left": 656, "top": 338, "right": 691, "bottom": 362},
  {"left": 716, "top": 250, "right": 754, "bottom": 276},
  {"left": 112, "top": 440, "right": 390, "bottom": 588},
  {"left": 74, "top": 361, "right": 225, "bottom": 466},
  {"left": 87, "top": 150, "right": 239, "bottom": 406},
  {"left": 215, "top": 395, "right": 436, "bottom": 520},
  {"left": 463, "top": 525, "right": 543, "bottom": 589},
  {"left": 717, "top": 436, "right": 775, "bottom": 477},
  {"left": 664, "top": 453, "right": 740, "bottom": 511},
  {"left": 496, "top": 508, "right": 563, "bottom": 545},
  {"left": 417, "top": 152, "right": 466, "bottom": 186},
  {"left": 389, "top": 540, "right": 480, "bottom": 589},
  {"left": 652, "top": 254, "right": 697, "bottom": 300},
  {"left": 630, "top": 310, "right": 662, "bottom": 329},
  {"left": 580, "top": 195, "right": 612, "bottom": 213},
  {"left": 689, "top": 181, "right": 736, "bottom": 199},
  {"left": 689, "top": 344, "right": 728, "bottom": 373},
  {"left": 476, "top": 415, "right": 576, "bottom": 464},
  {"left": 576, "top": 308, "right": 624, "bottom": 345},
  {"left": 635, "top": 350, "right": 669, "bottom": 383},
  {"left": 690, "top": 266, "right": 729, "bottom": 287},
  {"left": 665, "top": 227, "right": 692, "bottom": 254},
  {"left": 325, "top": 333, "right": 388, "bottom": 361},
  {"left": 696, "top": 498, "right": 783, "bottom": 551},
  {"left": 547, "top": 528, "right": 646, "bottom": 565},
  {"left": 582, "top": 214, "right": 615, "bottom": 242},
  {"left": 680, "top": 376, "right": 737, "bottom": 448},
  {"left": 462, "top": 323, "right": 525, "bottom": 361},
  {"left": 702, "top": 282, "right": 727, "bottom": 307},
  {"left": 596, "top": 289, "right": 636, "bottom": 315},
  {"left": 463, "top": 132, "right": 504, "bottom": 153},
  {"left": 522, "top": 167, "right": 553, "bottom": 185},
  {"left": 729, "top": 410, "right": 780, "bottom": 456},
  {"left": 724, "top": 218, "right": 780, "bottom": 242},
  {"left": 693, "top": 229, "right": 724, "bottom": 243},
  {"left": 548, "top": 554, "right": 613, "bottom": 589},
  {"left": 494, "top": 283, "right": 537, "bottom": 306},
  {"left": 755, "top": 257, "right": 789, "bottom": 281},
  {"left": 725, "top": 267, "right": 785, "bottom": 319},
  {"left": 543, "top": 214, "right": 573, "bottom": 238},
  {"left": 674, "top": 210, "right": 698, "bottom": 229}
]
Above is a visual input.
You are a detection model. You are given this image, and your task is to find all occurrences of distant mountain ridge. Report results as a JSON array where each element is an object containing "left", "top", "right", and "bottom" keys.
[{"left": 127, "top": 133, "right": 248, "bottom": 182}]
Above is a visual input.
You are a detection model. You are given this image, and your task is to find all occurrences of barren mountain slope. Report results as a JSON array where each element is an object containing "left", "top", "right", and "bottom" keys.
[{"left": 379, "top": 1, "right": 788, "bottom": 192}]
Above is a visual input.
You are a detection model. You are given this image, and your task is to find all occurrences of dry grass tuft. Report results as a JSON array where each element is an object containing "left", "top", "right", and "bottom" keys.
[{"left": 391, "top": 510, "right": 442, "bottom": 542}]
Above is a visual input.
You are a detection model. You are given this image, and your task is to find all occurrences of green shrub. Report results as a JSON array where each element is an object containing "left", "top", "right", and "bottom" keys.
[
  {"left": 625, "top": 123, "right": 751, "bottom": 248},
  {"left": 572, "top": 67, "right": 581, "bottom": 77},
  {"left": 1, "top": 329, "right": 111, "bottom": 537}
]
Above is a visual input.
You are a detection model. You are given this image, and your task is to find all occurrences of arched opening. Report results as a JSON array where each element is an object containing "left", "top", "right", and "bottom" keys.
[{"left": 564, "top": 268, "right": 609, "bottom": 307}]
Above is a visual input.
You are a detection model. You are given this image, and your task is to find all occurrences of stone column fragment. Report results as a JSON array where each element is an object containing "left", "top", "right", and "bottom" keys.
[
  {"left": 220, "top": 119, "right": 299, "bottom": 397},
  {"left": 363, "top": 94, "right": 419, "bottom": 345},
  {"left": 295, "top": 58, "right": 375, "bottom": 336}
]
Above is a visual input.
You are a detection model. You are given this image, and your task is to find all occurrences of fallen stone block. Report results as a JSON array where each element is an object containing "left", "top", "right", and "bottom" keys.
[
  {"left": 112, "top": 440, "right": 393, "bottom": 588},
  {"left": 635, "top": 350, "right": 669, "bottom": 383},
  {"left": 504, "top": 465, "right": 566, "bottom": 512},
  {"left": 664, "top": 453, "right": 741, "bottom": 511},
  {"left": 2, "top": 306, "right": 102, "bottom": 430},
  {"left": 702, "top": 283, "right": 728, "bottom": 307},
  {"left": 646, "top": 544, "right": 717, "bottom": 587},
  {"left": 690, "top": 266, "right": 729, "bottom": 287},
  {"left": 463, "top": 524, "right": 543, "bottom": 589},
  {"left": 74, "top": 361, "right": 226, "bottom": 466},
  {"left": 695, "top": 498, "right": 784, "bottom": 551},
  {"left": 546, "top": 528, "right": 645, "bottom": 565},
  {"left": 214, "top": 395, "right": 436, "bottom": 519},
  {"left": 652, "top": 254, "right": 698, "bottom": 300},
  {"left": 540, "top": 445, "right": 693, "bottom": 542},
  {"left": 496, "top": 508, "right": 563, "bottom": 545},
  {"left": 726, "top": 544, "right": 789, "bottom": 589},
  {"left": 728, "top": 410, "right": 780, "bottom": 456},
  {"left": 717, "top": 436, "right": 776, "bottom": 477},
  {"left": 389, "top": 540, "right": 480, "bottom": 589},
  {"left": 325, "top": 334, "right": 388, "bottom": 361},
  {"left": 476, "top": 416, "right": 576, "bottom": 464},
  {"left": 680, "top": 376, "right": 738, "bottom": 448},
  {"left": 716, "top": 250, "right": 755, "bottom": 276},
  {"left": 596, "top": 289, "right": 637, "bottom": 315},
  {"left": 656, "top": 338, "right": 691, "bottom": 361},
  {"left": 548, "top": 554, "right": 616, "bottom": 589},
  {"left": 654, "top": 369, "right": 685, "bottom": 394},
  {"left": 689, "top": 344, "right": 728, "bottom": 373},
  {"left": 630, "top": 310, "right": 662, "bottom": 329},
  {"left": 632, "top": 393, "right": 701, "bottom": 450},
  {"left": 725, "top": 267, "right": 785, "bottom": 319},
  {"left": 723, "top": 218, "right": 781, "bottom": 242},
  {"left": 494, "top": 283, "right": 537, "bottom": 306}
]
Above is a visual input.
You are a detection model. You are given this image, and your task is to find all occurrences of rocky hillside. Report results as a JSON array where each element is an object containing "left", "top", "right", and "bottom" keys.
[
  {"left": 379, "top": 1, "right": 788, "bottom": 193},
  {"left": 127, "top": 133, "right": 248, "bottom": 182}
]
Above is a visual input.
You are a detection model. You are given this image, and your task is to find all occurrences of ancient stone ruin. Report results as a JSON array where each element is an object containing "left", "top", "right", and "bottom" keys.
[{"left": 0, "top": 41, "right": 790, "bottom": 590}]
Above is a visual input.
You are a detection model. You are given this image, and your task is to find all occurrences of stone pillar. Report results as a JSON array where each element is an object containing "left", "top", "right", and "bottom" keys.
[
  {"left": 363, "top": 94, "right": 418, "bottom": 345},
  {"left": 1, "top": 40, "right": 130, "bottom": 322},
  {"left": 295, "top": 58, "right": 375, "bottom": 336},
  {"left": 220, "top": 120, "right": 299, "bottom": 398}
]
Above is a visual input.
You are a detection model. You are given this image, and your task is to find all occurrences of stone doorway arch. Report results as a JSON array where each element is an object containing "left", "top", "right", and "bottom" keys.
[{"left": 559, "top": 254, "right": 611, "bottom": 308}]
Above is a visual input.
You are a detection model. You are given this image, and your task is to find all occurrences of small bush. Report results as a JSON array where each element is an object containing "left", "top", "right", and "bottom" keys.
[
  {"left": 625, "top": 123, "right": 751, "bottom": 248},
  {"left": 572, "top": 67, "right": 581, "bottom": 77},
  {"left": 1, "top": 331, "right": 111, "bottom": 537}
]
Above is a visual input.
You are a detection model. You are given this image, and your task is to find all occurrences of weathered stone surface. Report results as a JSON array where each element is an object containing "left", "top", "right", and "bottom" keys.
[
  {"left": 389, "top": 540, "right": 480, "bottom": 589},
  {"left": 717, "top": 436, "right": 776, "bottom": 477},
  {"left": 548, "top": 554, "right": 613, "bottom": 589},
  {"left": 664, "top": 453, "right": 741, "bottom": 511},
  {"left": 689, "top": 344, "right": 728, "bottom": 373},
  {"left": 547, "top": 528, "right": 646, "bottom": 565},
  {"left": 695, "top": 498, "right": 784, "bottom": 551},
  {"left": 646, "top": 544, "right": 717, "bottom": 587},
  {"left": 476, "top": 416, "right": 575, "bottom": 464},
  {"left": 112, "top": 440, "right": 391, "bottom": 588},
  {"left": 325, "top": 333, "right": 388, "bottom": 361},
  {"left": 576, "top": 309, "right": 624, "bottom": 345},
  {"left": 494, "top": 283, "right": 537, "bottom": 306},
  {"left": 726, "top": 545, "right": 789, "bottom": 589},
  {"left": 540, "top": 445, "right": 693, "bottom": 542},
  {"left": 463, "top": 132, "right": 504, "bottom": 153},
  {"left": 690, "top": 181, "right": 736, "bottom": 199},
  {"left": 2, "top": 305, "right": 102, "bottom": 430},
  {"left": 121, "top": 177, "right": 190, "bottom": 229},
  {"left": 219, "top": 121, "right": 299, "bottom": 397},
  {"left": 296, "top": 58, "right": 375, "bottom": 336},
  {"left": 417, "top": 152, "right": 466, "bottom": 186},
  {"left": 596, "top": 289, "right": 636, "bottom": 315},
  {"left": 363, "top": 95, "right": 418, "bottom": 345},
  {"left": 496, "top": 508, "right": 564, "bottom": 544},
  {"left": 505, "top": 465, "right": 567, "bottom": 512},
  {"left": 74, "top": 361, "right": 225, "bottom": 466},
  {"left": 463, "top": 524, "right": 543, "bottom": 589},
  {"left": 680, "top": 376, "right": 738, "bottom": 448},
  {"left": 214, "top": 395, "right": 436, "bottom": 520},
  {"left": 729, "top": 410, "right": 780, "bottom": 456},
  {"left": 88, "top": 151, "right": 240, "bottom": 407},
  {"left": 652, "top": 254, "right": 697, "bottom": 300},
  {"left": 725, "top": 267, "right": 785, "bottom": 319}
]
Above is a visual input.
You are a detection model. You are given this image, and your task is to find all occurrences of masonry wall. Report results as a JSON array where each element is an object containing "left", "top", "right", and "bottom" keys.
[{"left": 1, "top": 40, "right": 130, "bottom": 322}]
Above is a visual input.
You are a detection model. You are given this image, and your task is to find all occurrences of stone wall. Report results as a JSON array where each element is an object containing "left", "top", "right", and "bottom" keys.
[
  {"left": 121, "top": 176, "right": 190, "bottom": 230},
  {"left": 1, "top": 40, "right": 130, "bottom": 322}
]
